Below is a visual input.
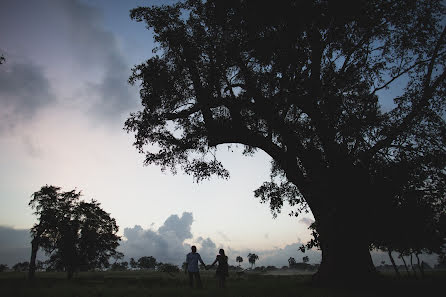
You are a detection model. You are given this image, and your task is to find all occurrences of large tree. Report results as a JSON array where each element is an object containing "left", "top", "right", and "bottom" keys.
[
  {"left": 28, "top": 185, "right": 121, "bottom": 279},
  {"left": 126, "top": 0, "right": 446, "bottom": 283}
]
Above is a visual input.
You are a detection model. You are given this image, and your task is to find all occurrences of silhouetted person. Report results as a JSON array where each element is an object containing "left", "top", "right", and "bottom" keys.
[
  {"left": 185, "top": 245, "right": 206, "bottom": 288},
  {"left": 210, "top": 248, "right": 229, "bottom": 288}
]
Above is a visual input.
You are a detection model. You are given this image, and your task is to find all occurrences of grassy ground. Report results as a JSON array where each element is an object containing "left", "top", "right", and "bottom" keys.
[{"left": 1, "top": 270, "right": 445, "bottom": 297}]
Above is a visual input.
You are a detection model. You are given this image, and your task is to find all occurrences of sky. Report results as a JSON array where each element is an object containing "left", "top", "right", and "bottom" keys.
[
  {"left": 0, "top": 0, "right": 318, "bottom": 268},
  {"left": 0, "top": 0, "right": 437, "bottom": 268}
]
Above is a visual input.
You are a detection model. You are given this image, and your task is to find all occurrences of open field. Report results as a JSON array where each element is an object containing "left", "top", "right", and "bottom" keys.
[{"left": 1, "top": 270, "right": 445, "bottom": 297}]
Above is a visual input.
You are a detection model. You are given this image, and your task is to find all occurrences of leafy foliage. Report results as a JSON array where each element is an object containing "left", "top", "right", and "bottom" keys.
[
  {"left": 157, "top": 263, "right": 180, "bottom": 276},
  {"left": 127, "top": 0, "right": 446, "bottom": 280},
  {"left": 137, "top": 256, "right": 157, "bottom": 270},
  {"left": 247, "top": 253, "right": 259, "bottom": 268},
  {"left": 29, "top": 185, "right": 122, "bottom": 278},
  {"left": 110, "top": 261, "right": 128, "bottom": 271},
  {"left": 236, "top": 256, "right": 243, "bottom": 266},
  {"left": 13, "top": 262, "right": 29, "bottom": 272}
]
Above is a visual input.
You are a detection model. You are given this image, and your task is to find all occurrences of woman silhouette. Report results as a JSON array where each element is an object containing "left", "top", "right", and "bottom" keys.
[{"left": 210, "top": 249, "right": 229, "bottom": 288}]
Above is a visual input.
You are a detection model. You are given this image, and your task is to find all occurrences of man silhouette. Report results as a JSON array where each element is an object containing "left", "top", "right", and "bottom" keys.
[{"left": 185, "top": 245, "right": 206, "bottom": 288}]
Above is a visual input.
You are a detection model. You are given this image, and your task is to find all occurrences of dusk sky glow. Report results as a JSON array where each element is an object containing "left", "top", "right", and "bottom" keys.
[{"left": 0, "top": 0, "right": 318, "bottom": 267}]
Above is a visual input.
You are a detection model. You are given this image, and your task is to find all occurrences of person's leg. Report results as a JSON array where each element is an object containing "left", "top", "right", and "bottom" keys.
[
  {"left": 188, "top": 272, "right": 194, "bottom": 288},
  {"left": 221, "top": 275, "right": 226, "bottom": 288},
  {"left": 195, "top": 272, "right": 202, "bottom": 288}
]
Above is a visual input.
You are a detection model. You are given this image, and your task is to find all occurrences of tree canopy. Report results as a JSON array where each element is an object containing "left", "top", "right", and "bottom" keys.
[
  {"left": 28, "top": 185, "right": 122, "bottom": 279},
  {"left": 126, "top": 0, "right": 446, "bottom": 284}
]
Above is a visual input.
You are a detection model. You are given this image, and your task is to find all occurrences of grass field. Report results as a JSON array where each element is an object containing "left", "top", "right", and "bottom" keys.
[{"left": 1, "top": 270, "right": 445, "bottom": 297}]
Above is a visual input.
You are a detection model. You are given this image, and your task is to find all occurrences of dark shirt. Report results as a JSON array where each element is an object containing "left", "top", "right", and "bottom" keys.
[{"left": 215, "top": 255, "right": 228, "bottom": 276}]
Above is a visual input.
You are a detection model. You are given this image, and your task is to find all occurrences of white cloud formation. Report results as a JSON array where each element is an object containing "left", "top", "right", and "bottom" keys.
[{"left": 119, "top": 212, "right": 195, "bottom": 264}]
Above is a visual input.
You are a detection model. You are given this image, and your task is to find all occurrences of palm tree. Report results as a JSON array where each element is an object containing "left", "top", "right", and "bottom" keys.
[
  {"left": 247, "top": 253, "right": 259, "bottom": 269},
  {"left": 236, "top": 256, "right": 243, "bottom": 267}
]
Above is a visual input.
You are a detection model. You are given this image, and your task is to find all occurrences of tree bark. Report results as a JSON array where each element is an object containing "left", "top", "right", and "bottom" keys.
[
  {"left": 415, "top": 254, "right": 425, "bottom": 278},
  {"left": 387, "top": 250, "right": 400, "bottom": 277},
  {"left": 410, "top": 253, "right": 418, "bottom": 279},
  {"left": 28, "top": 238, "right": 39, "bottom": 280},
  {"left": 399, "top": 253, "right": 410, "bottom": 277},
  {"left": 311, "top": 212, "right": 377, "bottom": 286}
]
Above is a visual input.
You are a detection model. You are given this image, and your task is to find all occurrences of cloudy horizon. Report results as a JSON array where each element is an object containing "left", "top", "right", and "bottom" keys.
[{"left": 0, "top": 211, "right": 439, "bottom": 269}]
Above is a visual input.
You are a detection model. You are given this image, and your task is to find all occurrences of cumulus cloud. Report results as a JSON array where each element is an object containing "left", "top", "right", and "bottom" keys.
[{"left": 119, "top": 212, "right": 196, "bottom": 264}]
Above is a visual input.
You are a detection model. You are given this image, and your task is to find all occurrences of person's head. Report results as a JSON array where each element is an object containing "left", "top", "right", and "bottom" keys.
[
  {"left": 219, "top": 249, "right": 225, "bottom": 256},
  {"left": 191, "top": 245, "right": 197, "bottom": 253}
]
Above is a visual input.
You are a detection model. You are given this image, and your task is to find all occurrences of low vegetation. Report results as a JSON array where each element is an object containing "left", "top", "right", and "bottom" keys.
[{"left": 0, "top": 270, "right": 445, "bottom": 297}]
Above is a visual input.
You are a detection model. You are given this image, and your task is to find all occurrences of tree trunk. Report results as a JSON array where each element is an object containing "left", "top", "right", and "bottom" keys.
[
  {"left": 67, "top": 269, "right": 74, "bottom": 280},
  {"left": 387, "top": 250, "right": 400, "bottom": 277},
  {"left": 415, "top": 253, "right": 424, "bottom": 278},
  {"left": 410, "top": 253, "right": 418, "bottom": 279},
  {"left": 311, "top": 214, "right": 376, "bottom": 286},
  {"left": 399, "top": 253, "right": 410, "bottom": 276},
  {"left": 28, "top": 238, "right": 39, "bottom": 280}
]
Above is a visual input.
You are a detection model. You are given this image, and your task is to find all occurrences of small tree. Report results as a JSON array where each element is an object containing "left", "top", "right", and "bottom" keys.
[
  {"left": 110, "top": 261, "right": 128, "bottom": 271},
  {"left": 130, "top": 258, "right": 138, "bottom": 269},
  {"left": 157, "top": 263, "right": 180, "bottom": 276},
  {"left": 0, "top": 264, "right": 8, "bottom": 272},
  {"left": 248, "top": 253, "right": 259, "bottom": 269},
  {"left": 13, "top": 262, "right": 29, "bottom": 272},
  {"left": 288, "top": 257, "right": 297, "bottom": 269},
  {"left": 28, "top": 185, "right": 122, "bottom": 279},
  {"left": 137, "top": 256, "right": 157, "bottom": 270},
  {"left": 236, "top": 256, "right": 243, "bottom": 267},
  {"left": 303, "top": 256, "right": 309, "bottom": 264}
]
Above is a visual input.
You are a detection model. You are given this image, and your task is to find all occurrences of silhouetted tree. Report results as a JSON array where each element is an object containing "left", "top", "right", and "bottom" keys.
[
  {"left": 157, "top": 263, "right": 180, "bottom": 276},
  {"left": 28, "top": 185, "right": 122, "bottom": 279},
  {"left": 0, "top": 55, "right": 5, "bottom": 64},
  {"left": 236, "top": 256, "right": 243, "bottom": 267},
  {"left": 247, "top": 253, "right": 259, "bottom": 269},
  {"left": 110, "top": 261, "right": 128, "bottom": 271},
  {"left": 126, "top": 0, "right": 446, "bottom": 284},
  {"left": 13, "top": 262, "right": 29, "bottom": 272},
  {"left": 303, "top": 256, "right": 309, "bottom": 264},
  {"left": 130, "top": 257, "right": 138, "bottom": 269},
  {"left": 137, "top": 256, "right": 157, "bottom": 270},
  {"left": 288, "top": 257, "right": 297, "bottom": 269},
  {"left": 0, "top": 264, "right": 8, "bottom": 272}
]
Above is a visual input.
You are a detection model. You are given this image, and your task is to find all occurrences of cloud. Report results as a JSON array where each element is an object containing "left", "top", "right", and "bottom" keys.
[
  {"left": 0, "top": 0, "right": 138, "bottom": 124},
  {"left": 217, "top": 231, "right": 230, "bottom": 242},
  {"left": 0, "top": 60, "right": 54, "bottom": 131},
  {"left": 119, "top": 212, "right": 195, "bottom": 264},
  {"left": 0, "top": 221, "right": 439, "bottom": 270},
  {"left": 48, "top": 0, "right": 138, "bottom": 118},
  {"left": 0, "top": 226, "right": 43, "bottom": 266},
  {"left": 298, "top": 217, "right": 314, "bottom": 227}
]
